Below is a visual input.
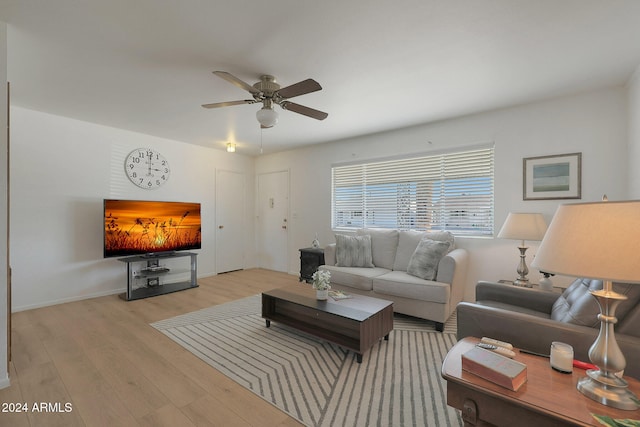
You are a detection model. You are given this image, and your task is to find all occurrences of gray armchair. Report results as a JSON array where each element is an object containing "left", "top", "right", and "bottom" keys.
[{"left": 457, "top": 279, "right": 640, "bottom": 380}]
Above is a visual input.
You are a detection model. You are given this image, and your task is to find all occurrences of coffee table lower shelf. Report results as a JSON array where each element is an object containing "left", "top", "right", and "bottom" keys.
[{"left": 262, "top": 287, "right": 393, "bottom": 363}]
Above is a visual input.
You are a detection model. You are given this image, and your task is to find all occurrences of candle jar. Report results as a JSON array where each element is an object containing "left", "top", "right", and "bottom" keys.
[{"left": 550, "top": 342, "right": 573, "bottom": 373}]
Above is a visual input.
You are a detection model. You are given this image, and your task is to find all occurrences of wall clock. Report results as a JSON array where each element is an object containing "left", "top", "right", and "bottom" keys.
[{"left": 124, "top": 148, "right": 171, "bottom": 189}]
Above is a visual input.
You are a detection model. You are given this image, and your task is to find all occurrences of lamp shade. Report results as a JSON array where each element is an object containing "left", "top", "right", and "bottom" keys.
[
  {"left": 256, "top": 106, "right": 278, "bottom": 128},
  {"left": 531, "top": 201, "right": 640, "bottom": 283},
  {"left": 497, "top": 213, "right": 547, "bottom": 241}
]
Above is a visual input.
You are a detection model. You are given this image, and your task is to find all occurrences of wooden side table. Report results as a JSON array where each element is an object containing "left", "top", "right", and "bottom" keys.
[
  {"left": 299, "top": 247, "right": 324, "bottom": 283},
  {"left": 442, "top": 337, "right": 640, "bottom": 426}
]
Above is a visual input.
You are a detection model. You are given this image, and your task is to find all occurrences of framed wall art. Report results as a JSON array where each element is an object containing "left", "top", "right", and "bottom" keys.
[{"left": 523, "top": 152, "right": 581, "bottom": 200}]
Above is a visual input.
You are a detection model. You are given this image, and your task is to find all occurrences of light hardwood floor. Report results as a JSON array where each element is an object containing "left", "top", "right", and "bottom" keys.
[{"left": 0, "top": 269, "right": 305, "bottom": 427}]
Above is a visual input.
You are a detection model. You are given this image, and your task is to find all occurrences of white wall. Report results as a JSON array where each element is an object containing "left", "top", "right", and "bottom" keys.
[
  {"left": 10, "top": 107, "right": 256, "bottom": 311},
  {"left": 0, "top": 21, "right": 10, "bottom": 389},
  {"left": 628, "top": 66, "right": 640, "bottom": 199},
  {"left": 256, "top": 87, "right": 629, "bottom": 300}
]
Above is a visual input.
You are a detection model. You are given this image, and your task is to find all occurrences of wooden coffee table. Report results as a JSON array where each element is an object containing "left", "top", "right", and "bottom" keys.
[{"left": 262, "top": 285, "right": 393, "bottom": 363}]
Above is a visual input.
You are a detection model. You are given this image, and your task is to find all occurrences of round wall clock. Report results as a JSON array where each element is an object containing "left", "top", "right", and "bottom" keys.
[{"left": 124, "top": 148, "right": 171, "bottom": 189}]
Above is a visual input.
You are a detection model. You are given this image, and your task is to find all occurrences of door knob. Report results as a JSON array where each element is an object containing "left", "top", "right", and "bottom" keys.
[{"left": 218, "top": 225, "right": 224, "bottom": 229}]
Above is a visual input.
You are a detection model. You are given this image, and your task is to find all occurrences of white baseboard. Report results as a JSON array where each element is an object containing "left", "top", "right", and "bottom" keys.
[
  {"left": 0, "top": 372, "right": 10, "bottom": 390},
  {"left": 12, "top": 288, "right": 125, "bottom": 312}
]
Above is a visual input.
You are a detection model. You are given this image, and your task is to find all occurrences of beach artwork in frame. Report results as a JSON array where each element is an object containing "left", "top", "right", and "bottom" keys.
[{"left": 523, "top": 152, "right": 581, "bottom": 200}]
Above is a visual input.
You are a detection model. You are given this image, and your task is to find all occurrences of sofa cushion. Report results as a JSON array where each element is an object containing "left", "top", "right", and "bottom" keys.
[
  {"left": 406, "top": 238, "right": 451, "bottom": 280},
  {"left": 373, "top": 271, "right": 450, "bottom": 303},
  {"left": 319, "top": 265, "right": 389, "bottom": 291},
  {"left": 335, "top": 234, "right": 374, "bottom": 268},
  {"left": 357, "top": 228, "right": 399, "bottom": 270},
  {"left": 393, "top": 230, "right": 455, "bottom": 271},
  {"left": 551, "top": 278, "right": 640, "bottom": 327},
  {"left": 476, "top": 300, "right": 553, "bottom": 319}
]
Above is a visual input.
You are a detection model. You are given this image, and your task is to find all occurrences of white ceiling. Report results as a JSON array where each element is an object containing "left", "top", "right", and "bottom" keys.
[{"left": 2, "top": 1, "right": 640, "bottom": 156}]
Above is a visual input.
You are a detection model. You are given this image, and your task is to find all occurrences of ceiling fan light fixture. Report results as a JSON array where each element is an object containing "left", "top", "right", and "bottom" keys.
[
  {"left": 256, "top": 106, "right": 279, "bottom": 128},
  {"left": 226, "top": 142, "right": 236, "bottom": 153}
]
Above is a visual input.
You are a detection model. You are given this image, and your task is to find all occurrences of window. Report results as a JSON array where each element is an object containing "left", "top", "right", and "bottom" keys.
[{"left": 331, "top": 145, "right": 494, "bottom": 236}]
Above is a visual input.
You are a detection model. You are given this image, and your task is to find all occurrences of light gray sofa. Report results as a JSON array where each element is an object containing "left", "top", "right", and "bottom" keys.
[{"left": 319, "top": 228, "right": 468, "bottom": 331}]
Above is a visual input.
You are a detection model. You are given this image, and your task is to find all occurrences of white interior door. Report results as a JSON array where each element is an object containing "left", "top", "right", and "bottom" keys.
[
  {"left": 257, "top": 170, "right": 289, "bottom": 272},
  {"left": 216, "top": 170, "right": 245, "bottom": 273}
]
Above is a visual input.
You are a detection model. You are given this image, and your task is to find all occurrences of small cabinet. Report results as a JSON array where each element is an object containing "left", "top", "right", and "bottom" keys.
[
  {"left": 299, "top": 247, "right": 325, "bottom": 283},
  {"left": 118, "top": 252, "right": 198, "bottom": 301}
]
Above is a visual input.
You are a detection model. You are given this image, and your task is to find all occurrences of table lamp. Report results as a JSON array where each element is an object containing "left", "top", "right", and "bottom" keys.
[
  {"left": 532, "top": 200, "right": 640, "bottom": 410},
  {"left": 497, "top": 213, "right": 547, "bottom": 287}
]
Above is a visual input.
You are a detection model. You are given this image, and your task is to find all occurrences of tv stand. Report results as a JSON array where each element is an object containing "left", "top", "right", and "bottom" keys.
[{"left": 118, "top": 252, "right": 198, "bottom": 301}]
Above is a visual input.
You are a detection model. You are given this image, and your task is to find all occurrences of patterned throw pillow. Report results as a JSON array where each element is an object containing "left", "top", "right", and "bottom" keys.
[
  {"left": 406, "top": 238, "right": 451, "bottom": 280},
  {"left": 335, "top": 234, "right": 375, "bottom": 268}
]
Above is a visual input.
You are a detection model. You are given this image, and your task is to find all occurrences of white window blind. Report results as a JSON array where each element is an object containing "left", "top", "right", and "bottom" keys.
[{"left": 331, "top": 146, "right": 494, "bottom": 236}]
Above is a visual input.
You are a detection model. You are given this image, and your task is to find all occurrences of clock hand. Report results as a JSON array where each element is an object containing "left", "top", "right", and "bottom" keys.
[{"left": 147, "top": 151, "right": 153, "bottom": 176}]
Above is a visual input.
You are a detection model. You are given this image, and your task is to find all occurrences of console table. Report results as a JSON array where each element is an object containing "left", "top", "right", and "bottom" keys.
[
  {"left": 118, "top": 252, "right": 198, "bottom": 301},
  {"left": 442, "top": 337, "right": 640, "bottom": 426}
]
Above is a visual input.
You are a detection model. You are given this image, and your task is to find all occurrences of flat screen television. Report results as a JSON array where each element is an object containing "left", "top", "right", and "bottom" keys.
[{"left": 104, "top": 199, "right": 201, "bottom": 258}]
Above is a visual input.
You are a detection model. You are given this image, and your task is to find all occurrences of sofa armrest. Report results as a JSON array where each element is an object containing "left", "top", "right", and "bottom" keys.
[
  {"left": 324, "top": 243, "right": 336, "bottom": 266},
  {"left": 476, "top": 281, "right": 558, "bottom": 313},
  {"left": 437, "top": 248, "right": 468, "bottom": 306},
  {"left": 456, "top": 301, "right": 640, "bottom": 380}
]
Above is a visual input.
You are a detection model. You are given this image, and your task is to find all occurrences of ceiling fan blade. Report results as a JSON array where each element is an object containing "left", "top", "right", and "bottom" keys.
[
  {"left": 281, "top": 101, "right": 328, "bottom": 120},
  {"left": 213, "top": 71, "right": 261, "bottom": 95},
  {"left": 201, "top": 99, "right": 255, "bottom": 109},
  {"left": 277, "top": 79, "right": 322, "bottom": 99}
]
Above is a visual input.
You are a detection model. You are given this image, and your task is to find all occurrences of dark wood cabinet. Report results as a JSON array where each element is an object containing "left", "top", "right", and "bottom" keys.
[{"left": 299, "top": 247, "right": 325, "bottom": 283}]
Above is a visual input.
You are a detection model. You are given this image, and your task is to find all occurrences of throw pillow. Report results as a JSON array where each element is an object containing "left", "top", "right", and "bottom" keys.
[
  {"left": 335, "top": 234, "right": 374, "bottom": 268},
  {"left": 393, "top": 230, "right": 455, "bottom": 271},
  {"left": 406, "top": 238, "right": 451, "bottom": 280}
]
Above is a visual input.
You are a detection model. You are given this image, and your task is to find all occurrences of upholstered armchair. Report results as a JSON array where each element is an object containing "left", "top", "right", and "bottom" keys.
[{"left": 456, "top": 279, "right": 640, "bottom": 379}]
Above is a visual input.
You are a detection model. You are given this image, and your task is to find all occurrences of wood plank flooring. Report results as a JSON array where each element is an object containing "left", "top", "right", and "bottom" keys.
[{"left": 0, "top": 269, "right": 305, "bottom": 427}]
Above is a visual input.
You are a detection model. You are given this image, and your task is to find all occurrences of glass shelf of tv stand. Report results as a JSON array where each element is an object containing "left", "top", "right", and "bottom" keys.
[{"left": 118, "top": 252, "right": 198, "bottom": 301}]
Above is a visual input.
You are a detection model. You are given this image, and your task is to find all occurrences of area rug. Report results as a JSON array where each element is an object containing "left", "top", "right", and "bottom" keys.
[{"left": 151, "top": 295, "right": 463, "bottom": 427}]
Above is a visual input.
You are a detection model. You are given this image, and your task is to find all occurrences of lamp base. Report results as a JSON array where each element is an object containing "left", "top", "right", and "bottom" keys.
[
  {"left": 513, "top": 245, "right": 532, "bottom": 287},
  {"left": 577, "top": 370, "right": 639, "bottom": 410},
  {"left": 513, "top": 278, "right": 532, "bottom": 287}
]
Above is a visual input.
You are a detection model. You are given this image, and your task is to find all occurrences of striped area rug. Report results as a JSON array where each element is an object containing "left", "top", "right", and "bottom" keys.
[{"left": 152, "top": 295, "right": 463, "bottom": 427}]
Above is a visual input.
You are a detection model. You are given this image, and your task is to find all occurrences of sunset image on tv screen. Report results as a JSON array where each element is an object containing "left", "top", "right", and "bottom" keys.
[{"left": 104, "top": 200, "right": 201, "bottom": 257}]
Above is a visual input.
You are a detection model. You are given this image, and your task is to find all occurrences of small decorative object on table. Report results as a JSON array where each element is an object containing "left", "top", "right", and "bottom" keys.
[
  {"left": 311, "top": 232, "right": 320, "bottom": 249},
  {"left": 461, "top": 346, "right": 528, "bottom": 391},
  {"left": 591, "top": 414, "right": 640, "bottom": 427},
  {"left": 539, "top": 272, "right": 554, "bottom": 291},
  {"left": 312, "top": 270, "right": 331, "bottom": 300},
  {"left": 329, "top": 290, "right": 352, "bottom": 301}
]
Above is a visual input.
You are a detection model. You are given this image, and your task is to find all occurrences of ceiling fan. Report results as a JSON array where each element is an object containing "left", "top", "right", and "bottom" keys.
[{"left": 202, "top": 71, "right": 328, "bottom": 128}]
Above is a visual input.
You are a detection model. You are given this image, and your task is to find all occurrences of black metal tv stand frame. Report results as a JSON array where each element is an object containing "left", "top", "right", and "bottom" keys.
[{"left": 118, "top": 252, "right": 198, "bottom": 301}]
